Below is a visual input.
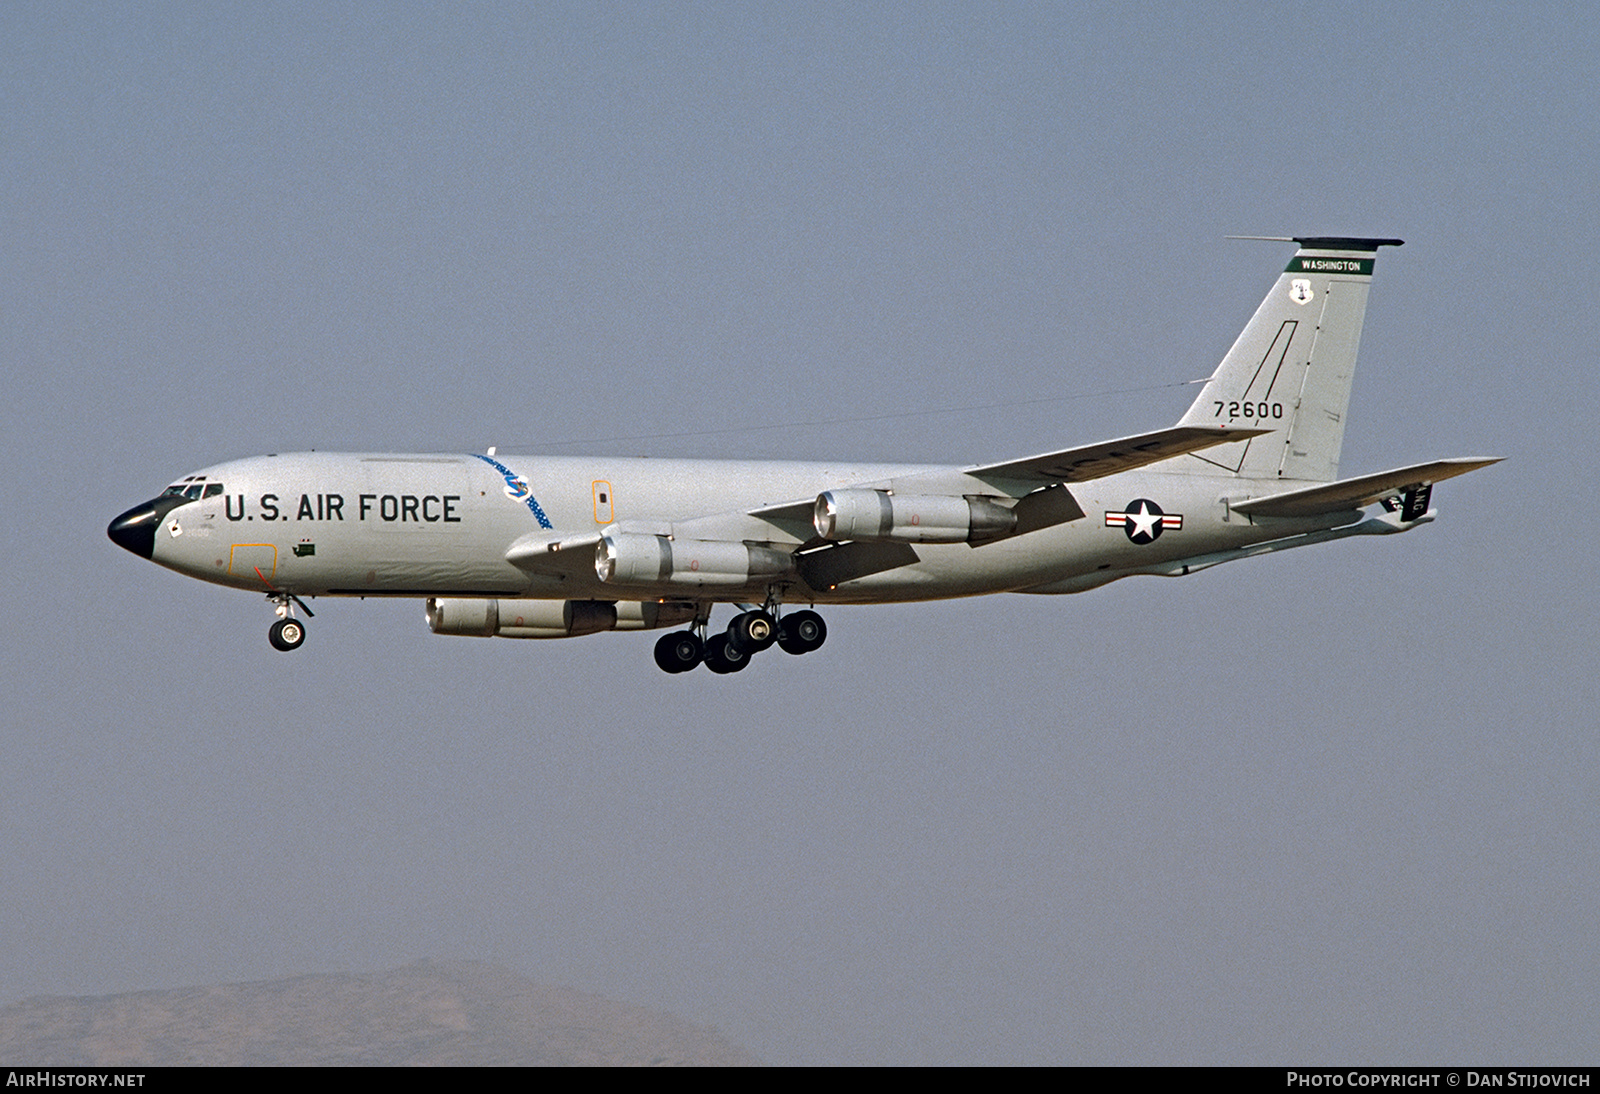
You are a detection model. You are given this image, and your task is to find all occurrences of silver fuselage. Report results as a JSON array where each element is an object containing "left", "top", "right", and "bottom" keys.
[{"left": 134, "top": 450, "right": 1345, "bottom": 605}]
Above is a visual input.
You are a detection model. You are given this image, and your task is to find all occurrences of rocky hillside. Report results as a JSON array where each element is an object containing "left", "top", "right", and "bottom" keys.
[{"left": 0, "top": 960, "right": 763, "bottom": 1066}]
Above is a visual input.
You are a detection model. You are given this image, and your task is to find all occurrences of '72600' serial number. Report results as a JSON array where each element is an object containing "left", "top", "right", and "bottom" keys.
[{"left": 1214, "top": 401, "right": 1283, "bottom": 420}]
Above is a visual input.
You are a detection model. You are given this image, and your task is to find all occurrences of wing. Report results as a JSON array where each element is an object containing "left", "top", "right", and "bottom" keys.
[
  {"left": 505, "top": 426, "right": 1279, "bottom": 581},
  {"left": 963, "top": 425, "right": 1270, "bottom": 486},
  {"left": 1227, "top": 458, "right": 1503, "bottom": 519}
]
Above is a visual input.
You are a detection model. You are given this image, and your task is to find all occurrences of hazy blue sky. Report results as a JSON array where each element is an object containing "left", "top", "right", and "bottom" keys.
[{"left": 2, "top": 2, "right": 1595, "bottom": 1065}]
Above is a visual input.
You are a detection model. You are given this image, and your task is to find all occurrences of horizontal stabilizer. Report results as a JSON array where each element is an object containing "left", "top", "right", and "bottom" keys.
[
  {"left": 1228, "top": 458, "right": 1502, "bottom": 518},
  {"left": 968, "top": 425, "right": 1269, "bottom": 485}
]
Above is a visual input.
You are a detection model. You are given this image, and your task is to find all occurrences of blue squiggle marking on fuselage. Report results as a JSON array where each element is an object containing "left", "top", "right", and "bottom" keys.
[{"left": 471, "top": 453, "right": 553, "bottom": 529}]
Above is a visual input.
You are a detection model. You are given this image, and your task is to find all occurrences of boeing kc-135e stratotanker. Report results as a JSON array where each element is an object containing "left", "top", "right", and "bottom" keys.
[{"left": 109, "top": 237, "right": 1499, "bottom": 674}]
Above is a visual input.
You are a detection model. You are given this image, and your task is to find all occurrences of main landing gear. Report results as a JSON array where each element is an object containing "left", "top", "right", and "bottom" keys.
[
  {"left": 265, "top": 592, "right": 313, "bottom": 652},
  {"left": 652, "top": 606, "right": 827, "bottom": 675}
]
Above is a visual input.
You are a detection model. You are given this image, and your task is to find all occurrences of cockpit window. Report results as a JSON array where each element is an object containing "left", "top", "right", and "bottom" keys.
[{"left": 159, "top": 476, "right": 222, "bottom": 501}]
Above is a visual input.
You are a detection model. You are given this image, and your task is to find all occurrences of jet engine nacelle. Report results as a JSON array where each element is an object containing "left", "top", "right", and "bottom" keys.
[
  {"left": 595, "top": 532, "right": 795, "bottom": 587},
  {"left": 814, "top": 489, "right": 1017, "bottom": 543},
  {"left": 425, "top": 597, "right": 695, "bottom": 639}
]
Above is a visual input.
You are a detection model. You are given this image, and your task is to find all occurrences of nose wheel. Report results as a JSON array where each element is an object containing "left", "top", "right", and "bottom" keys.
[
  {"left": 269, "top": 617, "right": 306, "bottom": 651},
  {"left": 265, "top": 592, "right": 313, "bottom": 652}
]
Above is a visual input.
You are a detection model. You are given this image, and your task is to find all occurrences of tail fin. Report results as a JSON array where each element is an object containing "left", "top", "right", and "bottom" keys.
[{"left": 1176, "top": 236, "right": 1403, "bottom": 482}]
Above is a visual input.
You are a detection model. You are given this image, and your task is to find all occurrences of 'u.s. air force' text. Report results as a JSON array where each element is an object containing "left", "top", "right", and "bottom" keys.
[{"left": 223, "top": 494, "right": 462, "bottom": 523}]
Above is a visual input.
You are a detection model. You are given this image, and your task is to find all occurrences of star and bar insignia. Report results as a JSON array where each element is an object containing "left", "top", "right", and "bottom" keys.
[{"left": 1105, "top": 499, "right": 1182, "bottom": 544}]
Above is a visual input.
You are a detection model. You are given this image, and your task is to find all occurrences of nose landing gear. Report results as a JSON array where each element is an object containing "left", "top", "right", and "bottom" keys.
[
  {"left": 269, "top": 617, "right": 306, "bottom": 651},
  {"left": 265, "top": 592, "right": 314, "bottom": 652}
]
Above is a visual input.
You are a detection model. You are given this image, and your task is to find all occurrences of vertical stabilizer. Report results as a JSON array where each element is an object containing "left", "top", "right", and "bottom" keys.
[{"left": 1176, "top": 237, "right": 1402, "bottom": 482}]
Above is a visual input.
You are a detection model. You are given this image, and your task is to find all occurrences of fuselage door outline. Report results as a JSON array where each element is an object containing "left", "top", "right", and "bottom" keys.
[
  {"left": 593, "top": 480, "right": 614, "bottom": 524},
  {"left": 228, "top": 543, "right": 278, "bottom": 584}
]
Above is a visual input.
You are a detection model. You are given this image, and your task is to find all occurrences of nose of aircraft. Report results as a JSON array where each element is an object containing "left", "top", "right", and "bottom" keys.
[
  {"left": 108, "top": 496, "right": 186, "bottom": 559},
  {"left": 108, "top": 501, "right": 160, "bottom": 559}
]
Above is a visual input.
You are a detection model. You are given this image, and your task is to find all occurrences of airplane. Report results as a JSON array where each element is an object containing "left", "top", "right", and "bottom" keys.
[{"left": 108, "top": 236, "right": 1499, "bottom": 675}]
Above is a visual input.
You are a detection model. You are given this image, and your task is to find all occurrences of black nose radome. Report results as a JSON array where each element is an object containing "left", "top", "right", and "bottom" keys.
[
  {"left": 108, "top": 496, "right": 187, "bottom": 559},
  {"left": 108, "top": 502, "right": 159, "bottom": 559}
]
